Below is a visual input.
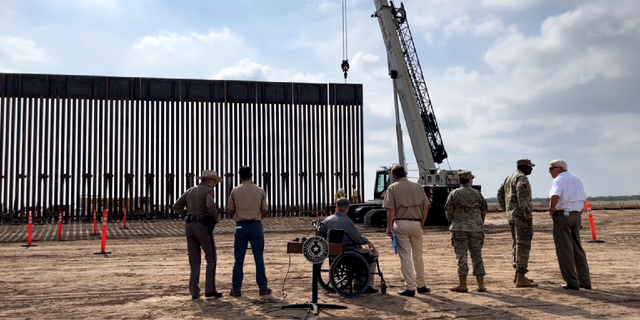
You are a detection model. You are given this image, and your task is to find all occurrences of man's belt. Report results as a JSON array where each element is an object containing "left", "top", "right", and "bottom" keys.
[
  {"left": 396, "top": 218, "right": 420, "bottom": 221},
  {"left": 554, "top": 210, "right": 580, "bottom": 215},
  {"left": 237, "top": 219, "right": 259, "bottom": 223},
  {"left": 185, "top": 215, "right": 205, "bottom": 223}
]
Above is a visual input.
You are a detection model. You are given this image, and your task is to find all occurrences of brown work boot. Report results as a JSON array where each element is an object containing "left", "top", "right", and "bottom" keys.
[
  {"left": 513, "top": 271, "right": 534, "bottom": 283},
  {"left": 516, "top": 272, "right": 538, "bottom": 288},
  {"left": 450, "top": 275, "right": 468, "bottom": 293},
  {"left": 259, "top": 287, "right": 272, "bottom": 296},
  {"left": 476, "top": 275, "right": 487, "bottom": 292}
]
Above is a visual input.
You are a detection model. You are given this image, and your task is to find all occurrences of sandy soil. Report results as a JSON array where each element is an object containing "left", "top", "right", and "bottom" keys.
[{"left": 1, "top": 210, "right": 639, "bottom": 320}]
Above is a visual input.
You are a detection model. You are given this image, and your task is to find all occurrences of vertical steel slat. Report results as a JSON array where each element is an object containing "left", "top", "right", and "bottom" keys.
[
  {"left": 0, "top": 94, "right": 6, "bottom": 216},
  {"left": 69, "top": 98, "right": 78, "bottom": 220},
  {"left": 348, "top": 102, "right": 355, "bottom": 202},
  {"left": 179, "top": 97, "right": 185, "bottom": 195},
  {"left": 312, "top": 102, "right": 320, "bottom": 212},
  {"left": 291, "top": 96, "right": 299, "bottom": 215},
  {"left": 216, "top": 99, "right": 224, "bottom": 215},
  {"left": 168, "top": 99, "right": 176, "bottom": 214},
  {"left": 263, "top": 101, "right": 271, "bottom": 215},
  {"left": 52, "top": 96, "right": 62, "bottom": 222},
  {"left": 159, "top": 100, "right": 166, "bottom": 217},
  {"left": 297, "top": 96, "right": 305, "bottom": 213},
  {"left": 231, "top": 101, "right": 238, "bottom": 194},
  {"left": 106, "top": 98, "right": 113, "bottom": 218},
  {"left": 43, "top": 97, "right": 51, "bottom": 221},
  {"left": 96, "top": 98, "right": 104, "bottom": 218},
  {"left": 282, "top": 102, "right": 290, "bottom": 216},
  {"left": 32, "top": 97, "right": 41, "bottom": 220},
  {"left": 249, "top": 91, "right": 257, "bottom": 191},
  {"left": 117, "top": 98, "right": 124, "bottom": 218},
  {"left": 327, "top": 101, "right": 334, "bottom": 213},
  {"left": 195, "top": 100, "right": 201, "bottom": 178},
  {"left": 345, "top": 103, "right": 352, "bottom": 201},
  {"left": 186, "top": 100, "right": 193, "bottom": 190},
  {"left": 17, "top": 94, "right": 26, "bottom": 220},
  {"left": 144, "top": 98, "right": 150, "bottom": 218},
  {"left": 8, "top": 96, "right": 17, "bottom": 218},
  {"left": 299, "top": 95, "right": 307, "bottom": 212},
  {"left": 319, "top": 101, "right": 326, "bottom": 212},
  {"left": 278, "top": 103, "right": 285, "bottom": 217},
  {"left": 60, "top": 96, "right": 68, "bottom": 221},
  {"left": 124, "top": 99, "right": 131, "bottom": 215},
  {"left": 154, "top": 99, "right": 161, "bottom": 218},
  {"left": 66, "top": 98, "right": 74, "bottom": 221},
  {"left": 257, "top": 99, "right": 265, "bottom": 207},
  {"left": 81, "top": 98, "right": 89, "bottom": 218},
  {"left": 24, "top": 97, "right": 33, "bottom": 218},
  {"left": 358, "top": 101, "right": 364, "bottom": 202},
  {"left": 134, "top": 98, "right": 140, "bottom": 215}
]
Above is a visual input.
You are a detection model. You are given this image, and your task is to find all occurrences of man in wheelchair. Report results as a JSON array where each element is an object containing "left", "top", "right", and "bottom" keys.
[{"left": 321, "top": 197, "right": 380, "bottom": 294}]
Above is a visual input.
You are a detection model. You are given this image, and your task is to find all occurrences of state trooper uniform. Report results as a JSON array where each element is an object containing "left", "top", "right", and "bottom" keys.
[{"left": 173, "top": 170, "right": 222, "bottom": 299}]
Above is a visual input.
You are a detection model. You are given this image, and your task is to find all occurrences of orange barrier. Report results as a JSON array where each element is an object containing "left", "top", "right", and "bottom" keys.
[
  {"left": 57, "top": 211, "right": 63, "bottom": 241},
  {"left": 585, "top": 200, "right": 605, "bottom": 243},
  {"left": 94, "top": 210, "right": 111, "bottom": 255},
  {"left": 122, "top": 207, "right": 128, "bottom": 229},
  {"left": 22, "top": 211, "right": 37, "bottom": 247},
  {"left": 90, "top": 209, "right": 100, "bottom": 236}
]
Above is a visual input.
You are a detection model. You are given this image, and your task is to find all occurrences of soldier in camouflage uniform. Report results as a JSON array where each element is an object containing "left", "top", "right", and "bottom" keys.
[
  {"left": 497, "top": 159, "right": 538, "bottom": 288},
  {"left": 445, "top": 170, "right": 488, "bottom": 293}
]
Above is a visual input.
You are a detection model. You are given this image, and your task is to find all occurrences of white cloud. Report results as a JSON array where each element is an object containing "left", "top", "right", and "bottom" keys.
[
  {"left": 0, "top": 36, "right": 47, "bottom": 62},
  {"left": 129, "top": 29, "right": 254, "bottom": 78},
  {"left": 213, "top": 58, "right": 272, "bottom": 81},
  {"left": 443, "top": 15, "right": 472, "bottom": 37},
  {"left": 317, "top": 0, "right": 339, "bottom": 13},
  {"left": 473, "top": 15, "right": 510, "bottom": 36}
]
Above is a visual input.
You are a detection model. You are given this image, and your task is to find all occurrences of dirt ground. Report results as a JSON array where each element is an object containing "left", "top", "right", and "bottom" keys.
[{"left": 1, "top": 210, "right": 640, "bottom": 320}]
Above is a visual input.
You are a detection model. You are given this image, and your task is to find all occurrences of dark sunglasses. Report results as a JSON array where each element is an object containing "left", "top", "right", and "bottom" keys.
[{"left": 548, "top": 167, "right": 558, "bottom": 171}]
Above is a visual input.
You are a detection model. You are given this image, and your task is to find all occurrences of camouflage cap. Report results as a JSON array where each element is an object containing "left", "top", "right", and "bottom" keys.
[
  {"left": 516, "top": 159, "right": 535, "bottom": 167},
  {"left": 457, "top": 170, "right": 475, "bottom": 180}
]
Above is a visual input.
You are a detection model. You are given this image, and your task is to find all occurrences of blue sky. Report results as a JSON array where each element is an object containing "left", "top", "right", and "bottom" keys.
[{"left": 1, "top": 0, "right": 639, "bottom": 199}]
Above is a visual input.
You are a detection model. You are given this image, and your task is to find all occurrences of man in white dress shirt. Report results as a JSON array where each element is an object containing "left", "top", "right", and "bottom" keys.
[{"left": 548, "top": 159, "right": 591, "bottom": 290}]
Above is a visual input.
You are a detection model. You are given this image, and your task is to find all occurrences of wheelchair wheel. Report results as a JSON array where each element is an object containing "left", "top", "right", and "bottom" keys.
[
  {"left": 317, "top": 257, "right": 333, "bottom": 292},
  {"left": 329, "top": 252, "right": 370, "bottom": 298}
]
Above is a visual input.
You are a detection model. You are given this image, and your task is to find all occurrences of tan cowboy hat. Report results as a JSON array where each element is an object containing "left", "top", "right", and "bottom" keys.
[{"left": 198, "top": 170, "right": 222, "bottom": 183}]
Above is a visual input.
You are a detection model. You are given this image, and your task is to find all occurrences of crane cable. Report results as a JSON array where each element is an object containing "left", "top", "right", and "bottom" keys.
[{"left": 340, "top": 0, "right": 350, "bottom": 82}]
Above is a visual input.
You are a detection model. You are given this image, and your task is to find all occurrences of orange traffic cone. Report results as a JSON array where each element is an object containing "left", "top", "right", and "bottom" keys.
[{"left": 584, "top": 200, "right": 604, "bottom": 243}]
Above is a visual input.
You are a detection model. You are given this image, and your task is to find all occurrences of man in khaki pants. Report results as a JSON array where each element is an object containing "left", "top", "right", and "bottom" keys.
[{"left": 383, "top": 165, "right": 431, "bottom": 297}]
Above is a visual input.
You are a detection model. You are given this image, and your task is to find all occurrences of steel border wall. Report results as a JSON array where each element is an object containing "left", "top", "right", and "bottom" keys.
[{"left": 0, "top": 73, "right": 364, "bottom": 224}]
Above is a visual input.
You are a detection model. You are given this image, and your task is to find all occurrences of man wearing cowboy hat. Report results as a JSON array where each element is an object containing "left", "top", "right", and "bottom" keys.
[{"left": 173, "top": 169, "right": 223, "bottom": 300}]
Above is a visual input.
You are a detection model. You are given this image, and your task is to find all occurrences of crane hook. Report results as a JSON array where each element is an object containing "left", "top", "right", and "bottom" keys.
[{"left": 341, "top": 59, "right": 350, "bottom": 81}]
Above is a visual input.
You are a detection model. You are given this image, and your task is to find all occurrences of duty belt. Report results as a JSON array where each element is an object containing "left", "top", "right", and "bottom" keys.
[
  {"left": 396, "top": 218, "right": 420, "bottom": 221},
  {"left": 185, "top": 215, "right": 205, "bottom": 223}
]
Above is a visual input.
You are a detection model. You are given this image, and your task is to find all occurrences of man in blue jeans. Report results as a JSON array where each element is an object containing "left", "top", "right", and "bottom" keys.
[{"left": 227, "top": 166, "right": 271, "bottom": 297}]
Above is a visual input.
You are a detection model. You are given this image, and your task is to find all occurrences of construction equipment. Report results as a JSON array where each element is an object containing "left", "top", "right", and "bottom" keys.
[{"left": 348, "top": 0, "right": 479, "bottom": 228}]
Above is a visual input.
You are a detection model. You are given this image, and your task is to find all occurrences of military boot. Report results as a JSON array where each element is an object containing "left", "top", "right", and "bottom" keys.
[
  {"left": 516, "top": 272, "right": 538, "bottom": 287},
  {"left": 450, "top": 275, "right": 468, "bottom": 293},
  {"left": 513, "top": 270, "right": 534, "bottom": 284},
  {"left": 476, "top": 275, "right": 487, "bottom": 292}
]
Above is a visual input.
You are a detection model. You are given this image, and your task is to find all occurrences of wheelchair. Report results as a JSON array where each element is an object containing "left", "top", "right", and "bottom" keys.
[{"left": 316, "top": 227, "right": 387, "bottom": 298}]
